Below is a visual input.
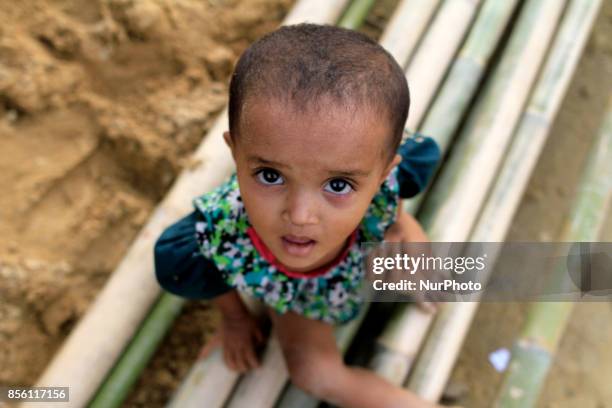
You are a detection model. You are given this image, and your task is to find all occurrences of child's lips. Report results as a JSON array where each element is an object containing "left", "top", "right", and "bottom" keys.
[
  {"left": 281, "top": 235, "right": 316, "bottom": 256},
  {"left": 283, "top": 234, "right": 315, "bottom": 244}
]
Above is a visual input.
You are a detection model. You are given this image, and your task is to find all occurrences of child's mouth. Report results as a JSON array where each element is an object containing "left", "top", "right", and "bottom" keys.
[{"left": 281, "top": 235, "right": 316, "bottom": 257}]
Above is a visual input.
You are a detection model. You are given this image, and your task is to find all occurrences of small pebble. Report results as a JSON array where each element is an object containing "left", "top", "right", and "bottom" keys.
[
  {"left": 6, "top": 241, "right": 18, "bottom": 253},
  {"left": 53, "top": 260, "right": 73, "bottom": 275},
  {"left": 489, "top": 347, "right": 511, "bottom": 372},
  {"left": 5, "top": 110, "right": 18, "bottom": 122},
  {"left": 23, "top": 258, "right": 44, "bottom": 271},
  {"left": 509, "top": 386, "right": 524, "bottom": 399},
  {"left": 441, "top": 380, "right": 468, "bottom": 403}
]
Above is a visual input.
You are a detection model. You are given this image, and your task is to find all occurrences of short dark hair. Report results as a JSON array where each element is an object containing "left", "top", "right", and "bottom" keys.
[{"left": 228, "top": 23, "right": 410, "bottom": 159}]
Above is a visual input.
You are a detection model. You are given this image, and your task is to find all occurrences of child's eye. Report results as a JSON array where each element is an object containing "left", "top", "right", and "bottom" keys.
[
  {"left": 324, "top": 178, "right": 353, "bottom": 195},
  {"left": 256, "top": 168, "right": 283, "bottom": 185}
]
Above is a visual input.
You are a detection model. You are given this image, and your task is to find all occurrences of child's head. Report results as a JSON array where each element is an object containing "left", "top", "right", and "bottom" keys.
[
  {"left": 223, "top": 24, "right": 409, "bottom": 272},
  {"left": 228, "top": 23, "right": 409, "bottom": 161}
]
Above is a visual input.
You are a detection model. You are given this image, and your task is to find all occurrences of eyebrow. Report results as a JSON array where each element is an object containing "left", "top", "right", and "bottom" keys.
[
  {"left": 248, "top": 156, "right": 370, "bottom": 178},
  {"left": 248, "top": 156, "right": 288, "bottom": 169}
]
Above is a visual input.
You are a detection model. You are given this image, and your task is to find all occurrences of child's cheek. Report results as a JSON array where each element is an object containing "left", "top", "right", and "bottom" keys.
[
  {"left": 325, "top": 191, "right": 374, "bottom": 217},
  {"left": 246, "top": 188, "right": 283, "bottom": 214},
  {"left": 324, "top": 192, "right": 354, "bottom": 208},
  {"left": 324, "top": 194, "right": 366, "bottom": 224}
]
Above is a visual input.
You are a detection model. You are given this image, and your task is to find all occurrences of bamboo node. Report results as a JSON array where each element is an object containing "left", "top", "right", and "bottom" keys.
[{"left": 508, "top": 386, "right": 524, "bottom": 399}]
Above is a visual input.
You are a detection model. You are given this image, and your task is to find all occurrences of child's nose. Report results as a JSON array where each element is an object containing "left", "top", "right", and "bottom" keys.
[{"left": 283, "top": 190, "right": 319, "bottom": 226}]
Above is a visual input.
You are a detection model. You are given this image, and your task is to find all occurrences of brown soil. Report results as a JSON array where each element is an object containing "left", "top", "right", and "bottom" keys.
[
  {"left": 0, "top": 0, "right": 292, "bottom": 406},
  {"left": 0, "top": 1, "right": 610, "bottom": 408}
]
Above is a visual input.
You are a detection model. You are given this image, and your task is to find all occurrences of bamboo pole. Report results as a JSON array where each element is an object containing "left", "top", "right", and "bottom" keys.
[
  {"left": 86, "top": 294, "right": 184, "bottom": 408},
  {"left": 472, "top": 0, "right": 603, "bottom": 242},
  {"left": 166, "top": 348, "right": 238, "bottom": 408},
  {"left": 368, "top": 306, "right": 433, "bottom": 382},
  {"left": 337, "top": 0, "right": 377, "bottom": 29},
  {"left": 417, "top": 0, "right": 566, "bottom": 241},
  {"left": 282, "top": 1, "right": 351, "bottom": 26},
  {"left": 383, "top": 1, "right": 566, "bottom": 393},
  {"left": 402, "top": 0, "right": 521, "bottom": 215},
  {"left": 494, "top": 93, "right": 612, "bottom": 408},
  {"left": 24, "top": 2, "right": 350, "bottom": 408},
  {"left": 404, "top": 0, "right": 483, "bottom": 131},
  {"left": 368, "top": 0, "right": 521, "bottom": 382},
  {"left": 368, "top": 0, "right": 568, "bottom": 392},
  {"left": 379, "top": 0, "right": 442, "bottom": 67},
  {"left": 404, "top": 0, "right": 603, "bottom": 400}
]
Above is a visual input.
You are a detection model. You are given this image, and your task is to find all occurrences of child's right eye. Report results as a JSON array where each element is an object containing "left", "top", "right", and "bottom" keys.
[{"left": 255, "top": 168, "right": 284, "bottom": 185}]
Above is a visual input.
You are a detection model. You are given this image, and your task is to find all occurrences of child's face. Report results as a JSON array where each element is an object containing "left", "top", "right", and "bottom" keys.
[{"left": 224, "top": 97, "right": 400, "bottom": 273}]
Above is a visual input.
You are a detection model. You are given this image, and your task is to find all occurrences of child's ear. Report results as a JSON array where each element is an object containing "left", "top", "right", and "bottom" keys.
[
  {"left": 380, "top": 153, "right": 402, "bottom": 184},
  {"left": 223, "top": 131, "right": 236, "bottom": 158}
]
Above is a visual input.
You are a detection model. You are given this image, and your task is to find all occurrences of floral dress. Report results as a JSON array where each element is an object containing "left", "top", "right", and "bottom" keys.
[{"left": 154, "top": 132, "right": 440, "bottom": 325}]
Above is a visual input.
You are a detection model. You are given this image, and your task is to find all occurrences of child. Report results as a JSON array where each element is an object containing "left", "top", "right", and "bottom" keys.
[{"left": 154, "top": 24, "right": 441, "bottom": 407}]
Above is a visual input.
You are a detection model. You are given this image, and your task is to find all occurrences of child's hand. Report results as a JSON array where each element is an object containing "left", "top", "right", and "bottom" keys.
[
  {"left": 199, "top": 311, "right": 266, "bottom": 372},
  {"left": 198, "top": 290, "right": 268, "bottom": 372},
  {"left": 217, "top": 311, "right": 266, "bottom": 372}
]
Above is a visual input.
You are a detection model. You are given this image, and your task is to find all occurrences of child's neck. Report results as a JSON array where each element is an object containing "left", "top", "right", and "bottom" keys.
[{"left": 247, "top": 227, "right": 358, "bottom": 278}]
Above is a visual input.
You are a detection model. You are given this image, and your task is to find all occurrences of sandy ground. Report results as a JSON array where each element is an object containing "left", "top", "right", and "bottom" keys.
[
  {"left": 0, "top": 0, "right": 292, "bottom": 405},
  {"left": 0, "top": 1, "right": 609, "bottom": 407}
]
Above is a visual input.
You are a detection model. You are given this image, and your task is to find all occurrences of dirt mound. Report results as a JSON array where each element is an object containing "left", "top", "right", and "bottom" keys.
[{"left": 0, "top": 0, "right": 291, "bottom": 395}]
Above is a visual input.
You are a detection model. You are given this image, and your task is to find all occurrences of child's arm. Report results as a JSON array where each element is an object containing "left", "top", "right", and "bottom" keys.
[
  {"left": 383, "top": 199, "right": 428, "bottom": 243},
  {"left": 382, "top": 200, "right": 440, "bottom": 312},
  {"left": 213, "top": 289, "right": 252, "bottom": 319}
]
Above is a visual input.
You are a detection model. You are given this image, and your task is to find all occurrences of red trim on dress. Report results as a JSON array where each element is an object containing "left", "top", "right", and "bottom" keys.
[{"left": 246, "top": 227, "right": 358, "bottom": 279}]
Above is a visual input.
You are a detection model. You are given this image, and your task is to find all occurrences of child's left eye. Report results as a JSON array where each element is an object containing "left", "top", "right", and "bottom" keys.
[{"left": 324, "top": 179, "right": 353, "bottom": 195}]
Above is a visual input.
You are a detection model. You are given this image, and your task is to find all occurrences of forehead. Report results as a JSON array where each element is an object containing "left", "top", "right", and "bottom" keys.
[{"left": 237, "top": 98, "right": 391, "bottom": 173}]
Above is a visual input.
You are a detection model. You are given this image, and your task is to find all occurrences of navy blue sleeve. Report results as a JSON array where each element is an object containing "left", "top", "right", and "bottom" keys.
[
  {"left": 154, "top": 211, "right": 232, "bottom": 300},
  {"left": 396, "top": 133, "right": 441, "bottom": 198}
]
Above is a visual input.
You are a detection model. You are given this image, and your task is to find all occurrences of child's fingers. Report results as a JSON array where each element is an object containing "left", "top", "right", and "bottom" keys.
[
  {"left": 230, "top": 348, "right": 248, "bottom": 372},
  {"left": 197, "top": 333, "right": 221, "bottom": 360},
  {"left": 244, "top": 343, "right": 261, "bottom": 369},
  {"left": 254, "top": 326, "right": 265, "bottom": 345},
  {"left": 223, "top": 347, "right": 237, "bottom": 371}
]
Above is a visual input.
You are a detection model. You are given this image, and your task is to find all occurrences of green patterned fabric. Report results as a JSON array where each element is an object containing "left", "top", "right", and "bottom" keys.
[{"left": 192, "top": 167, "right": 400, "bottom": 324}]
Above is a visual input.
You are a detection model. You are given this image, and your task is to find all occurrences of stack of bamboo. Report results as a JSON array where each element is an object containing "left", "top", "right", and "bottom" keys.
[
  {"left": 23, "top": 0, "right": 606, "bottom": 407},
  {"left": 492, "top": 95, "right": 611, "bottom": 407},
  {"left": 375, "top": 0, "right": 602, "bottom": 402}
]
